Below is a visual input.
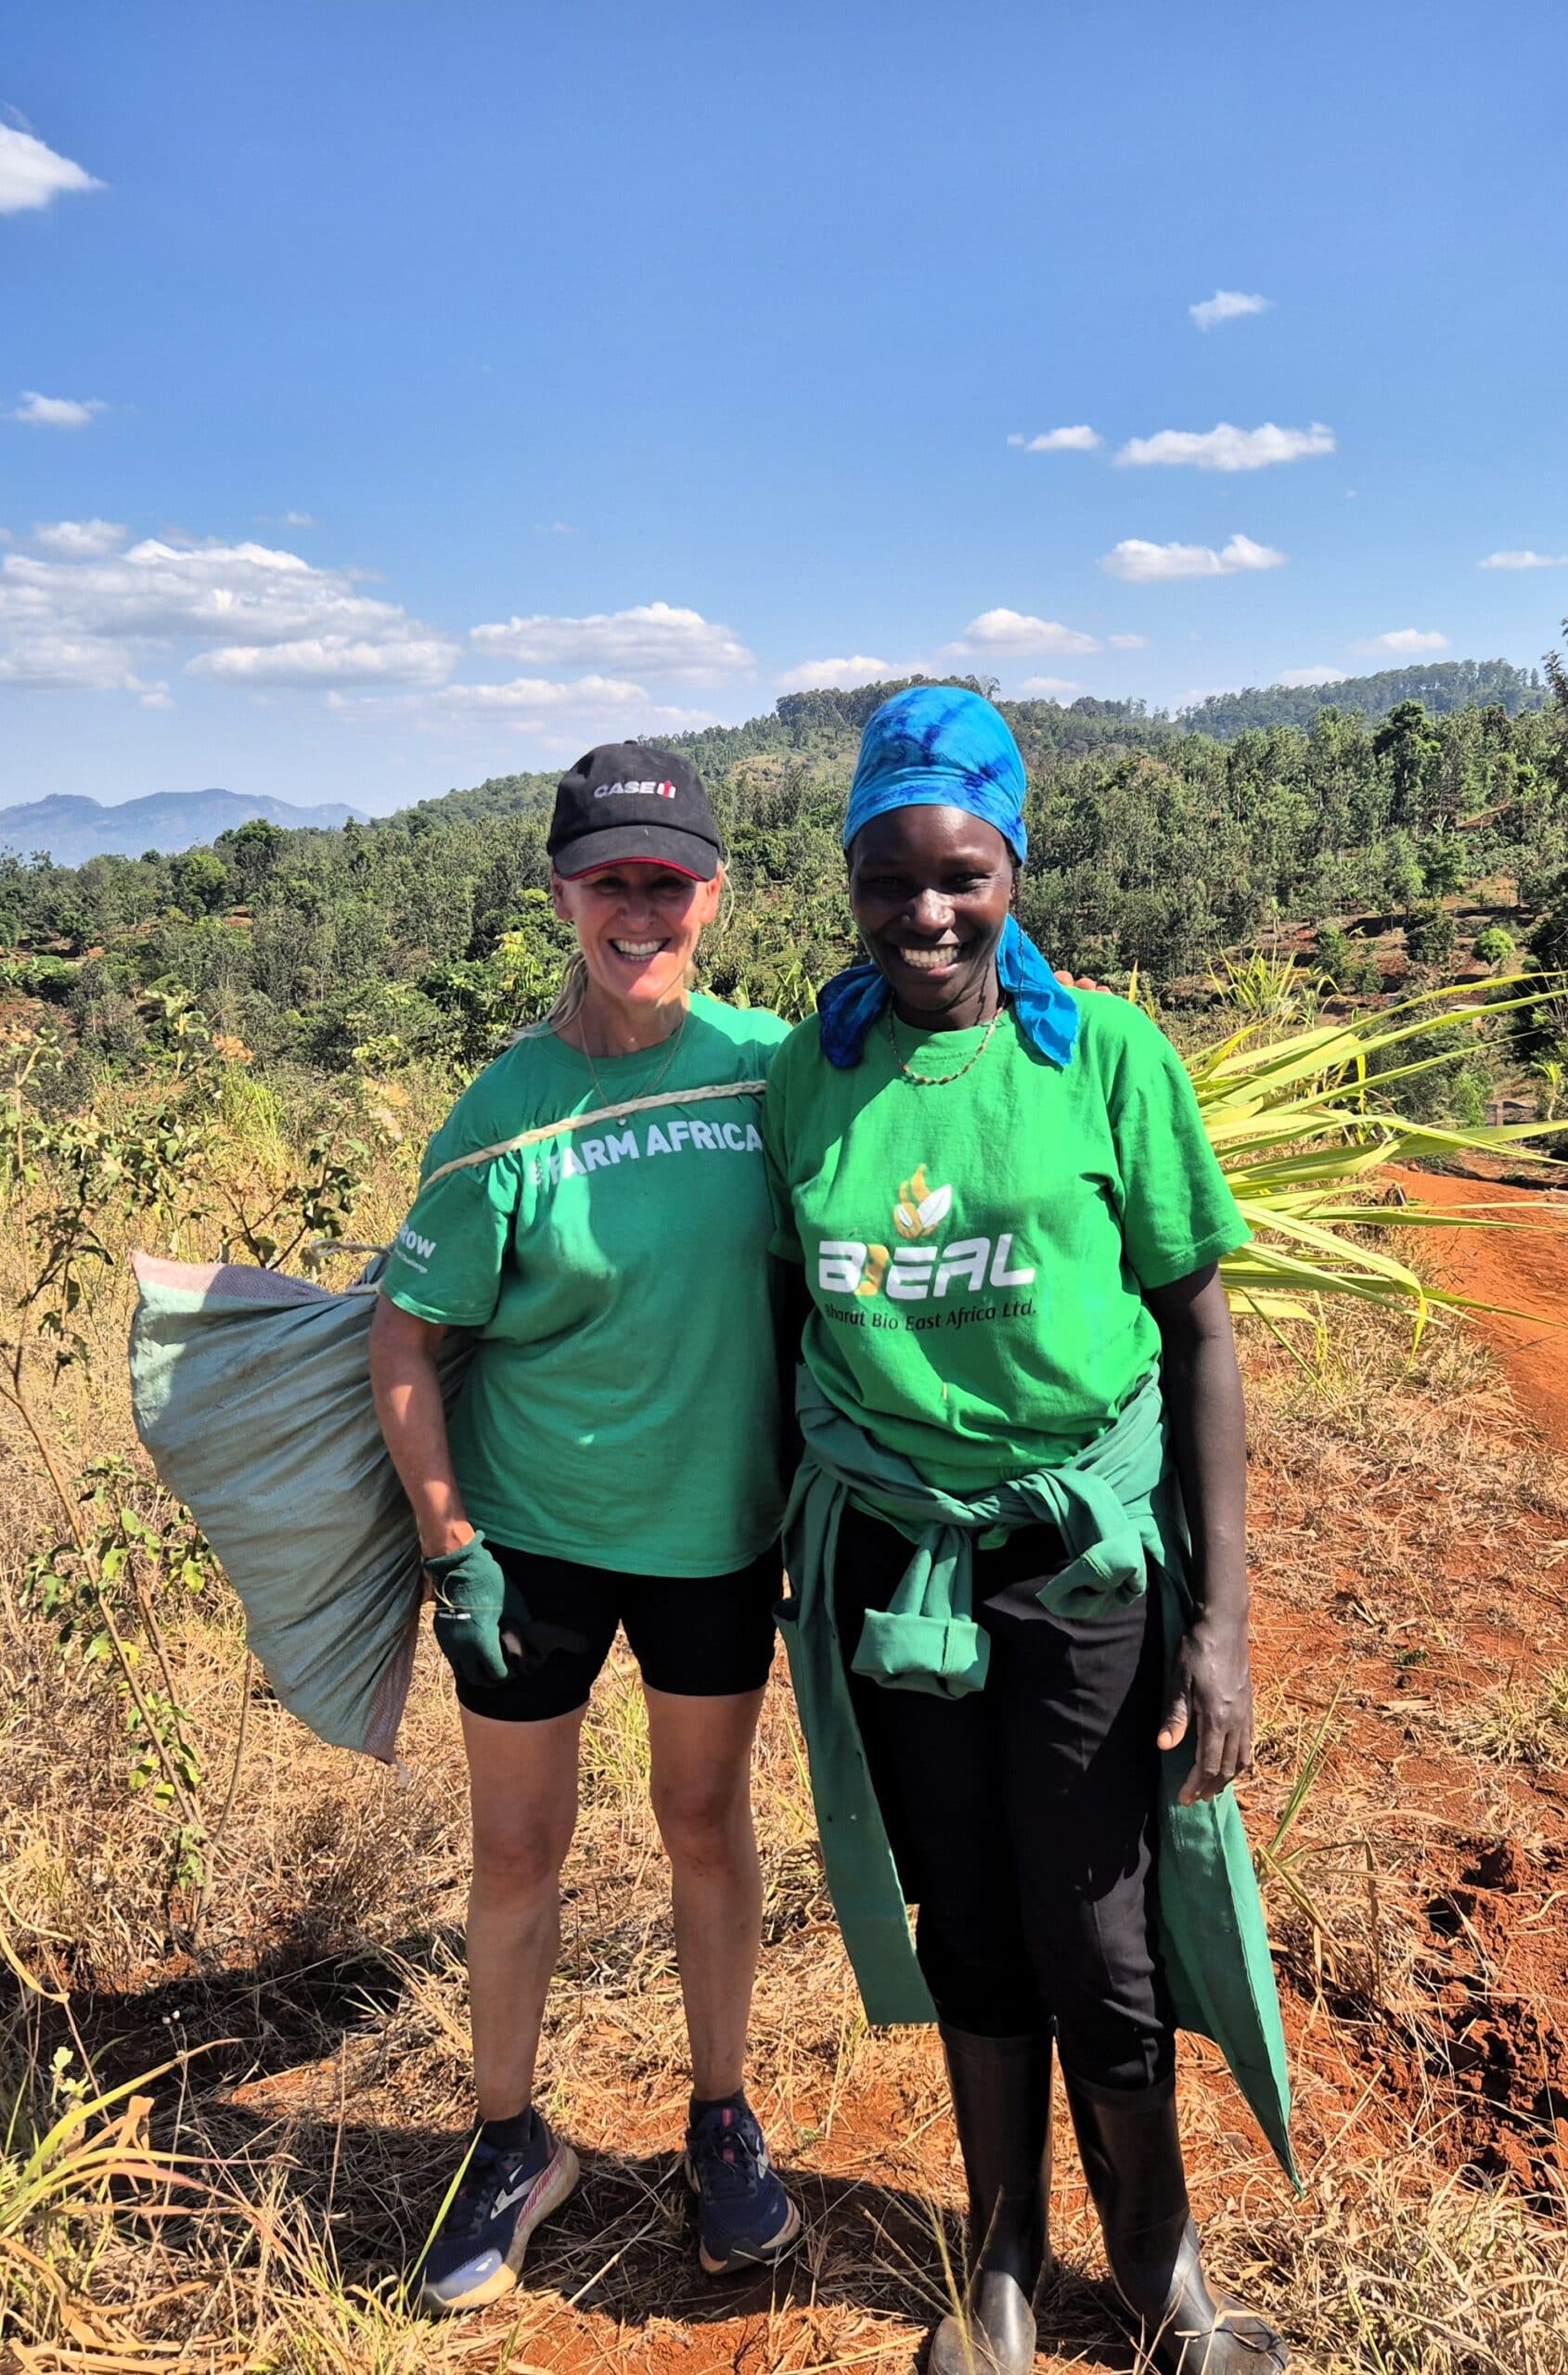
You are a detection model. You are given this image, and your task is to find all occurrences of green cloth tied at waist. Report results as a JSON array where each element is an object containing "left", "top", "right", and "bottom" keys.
[
  {"left": 846, "top": 1367, "right": 1167, "bottom": 1698},
  {"left": 778, "top": 1365, "right": 1297, "bottom": 2185}
]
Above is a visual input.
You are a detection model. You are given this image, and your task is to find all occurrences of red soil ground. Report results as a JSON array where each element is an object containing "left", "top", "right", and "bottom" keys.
[{"left": 1391, "top": 1164, "right": 1568, "bottom": 1455}]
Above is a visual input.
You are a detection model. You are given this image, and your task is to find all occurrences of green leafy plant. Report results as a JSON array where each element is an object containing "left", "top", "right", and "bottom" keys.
[
  {"left": 22, "top": 1464, "right": 220, "bottom": 1923},
  {"left": 1209, "top": 947, "right": 1329, "bottom": 1029},
  {"left": 1189, "top": 979, "right": 1567, "bottom": 1337}
]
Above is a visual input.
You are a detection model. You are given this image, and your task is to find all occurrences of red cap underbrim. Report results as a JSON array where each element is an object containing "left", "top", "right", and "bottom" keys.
[{"left": 549, "top": 822, "right": 720, "bottom": 882}]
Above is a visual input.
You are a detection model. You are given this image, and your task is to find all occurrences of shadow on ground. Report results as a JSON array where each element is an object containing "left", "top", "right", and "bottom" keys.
[{"left": 41, "top": 1936, "right": 1143, "bottom": 2365}]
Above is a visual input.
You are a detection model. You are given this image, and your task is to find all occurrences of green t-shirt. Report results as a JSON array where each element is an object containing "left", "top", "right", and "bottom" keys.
[
  {"left": 381, "top": 993, "right": 791, "bottom": 1574},
  {"left": 762, "top": 993, "right": 1250, "bottom": 1492}
]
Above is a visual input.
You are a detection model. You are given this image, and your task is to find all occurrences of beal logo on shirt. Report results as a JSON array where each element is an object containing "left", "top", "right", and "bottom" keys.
[{"left": 816, "top": 1165, "right": 1035, "bottom": 1303}]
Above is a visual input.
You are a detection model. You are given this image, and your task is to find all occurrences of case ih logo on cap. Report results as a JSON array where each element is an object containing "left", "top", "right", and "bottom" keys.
[{"left": 594, "top": 779, "right": 678, "bottom": 799}]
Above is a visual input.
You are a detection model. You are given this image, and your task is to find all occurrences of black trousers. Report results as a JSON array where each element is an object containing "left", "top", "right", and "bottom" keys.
[{"left": 833, "top": 1505, "right": 1175, "bottom": 2089}]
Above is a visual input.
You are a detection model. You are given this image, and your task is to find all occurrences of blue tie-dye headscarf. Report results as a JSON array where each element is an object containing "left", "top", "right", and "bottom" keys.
[{"left": 817, "top": 686, "right": 1080, "bottom": 1070}]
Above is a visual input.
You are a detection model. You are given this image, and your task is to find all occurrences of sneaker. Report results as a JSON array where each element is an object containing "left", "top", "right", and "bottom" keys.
[
  {"left": 684, "top": 2097, "right": 802, "bottom": 2276},
  {"left": 417, "top": 2112, "right": 579, "bottom": 2315}
]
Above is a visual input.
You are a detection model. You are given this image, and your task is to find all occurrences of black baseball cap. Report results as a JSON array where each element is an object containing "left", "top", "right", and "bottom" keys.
[{"left": 547, "top": 741, "right": 723, "bottom": 882}]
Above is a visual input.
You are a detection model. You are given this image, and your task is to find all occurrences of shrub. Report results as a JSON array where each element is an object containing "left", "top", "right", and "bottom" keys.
[
  {"left": 1406, "top": 905, "right": 1457, "bottom": 969},
  {"left": 1471, "top": 924, "right": 1515, "bottom": 971},
  {"left": 1527, "top": 898, "right": 1568, "bottom": 973},
  {"left": 1314, "top": 923, "right": 1381, "bottom": 995}
]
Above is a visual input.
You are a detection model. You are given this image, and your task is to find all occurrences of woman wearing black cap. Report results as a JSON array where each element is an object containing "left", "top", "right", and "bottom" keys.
[{"left": 369, "top": 743, "right": 800, "bottom": 2313}]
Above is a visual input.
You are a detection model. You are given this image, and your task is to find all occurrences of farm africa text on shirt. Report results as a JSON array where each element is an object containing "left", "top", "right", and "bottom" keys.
[{"left": 382, "top": 993, "right": 790, "bottom": 1574}]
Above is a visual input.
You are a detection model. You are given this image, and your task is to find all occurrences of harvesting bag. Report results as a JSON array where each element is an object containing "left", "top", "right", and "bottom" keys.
[
  {"left": 128, "top": 1252, "right": 473, "bottom": 1760},
  {"left": 127, "top": 1078, "right": 771, "bottom": 1761}
]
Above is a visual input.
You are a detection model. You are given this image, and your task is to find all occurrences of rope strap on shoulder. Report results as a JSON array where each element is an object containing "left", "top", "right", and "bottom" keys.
[{"left": 420, "top": 1078, "right": 768, "bottom": 1190}]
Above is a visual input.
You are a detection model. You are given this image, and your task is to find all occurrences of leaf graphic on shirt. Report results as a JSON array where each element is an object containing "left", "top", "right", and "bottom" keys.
[
  {"left": 894, "top": 1166, "right": 951, "bottom": 1240},
  {"left": 856, "top": 1243, "right": 891, "bottom": 1295}
]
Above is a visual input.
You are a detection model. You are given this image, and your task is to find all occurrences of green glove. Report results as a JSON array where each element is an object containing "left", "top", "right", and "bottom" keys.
[{"left": 424, "top": 1531, "right": 585, "bottom": 1690}]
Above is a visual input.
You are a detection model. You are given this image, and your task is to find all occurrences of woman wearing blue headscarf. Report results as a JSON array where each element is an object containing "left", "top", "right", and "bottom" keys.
[{"left": 763, "top": 689, "right": 1292, "bottom": 2374}]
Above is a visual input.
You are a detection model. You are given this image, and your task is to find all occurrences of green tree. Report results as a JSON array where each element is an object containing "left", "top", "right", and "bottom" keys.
[
  {"left": 1373, "top": 701, "right": 1443, "bottom": 831},
  {"left": 172, "top": 850, "right": 233, "bottom": 917},
  {"left": 214, "top": 816, "right": 287, "bottom": 899}
]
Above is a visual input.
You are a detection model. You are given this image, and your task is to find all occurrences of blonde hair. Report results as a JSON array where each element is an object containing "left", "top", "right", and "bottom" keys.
[{"left": 514, "top": 867, "right": 729, "bottom": 1044}]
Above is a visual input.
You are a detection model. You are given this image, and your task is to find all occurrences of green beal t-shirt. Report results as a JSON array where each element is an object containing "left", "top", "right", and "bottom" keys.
[
  {"left": 762, "top": 993, "right": 1250, "bottom": 1492},
  {"left": 381, "top": 993, "right": 792, "bottom": 1574}
]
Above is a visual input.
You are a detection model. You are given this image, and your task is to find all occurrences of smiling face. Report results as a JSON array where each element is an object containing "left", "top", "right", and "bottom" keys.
[
  {"left": 847, "top": 805, "right": 1015, "bottom": 1029},
  {"left": 550, "top": 860, "right": 723, "bottom": 1013}
]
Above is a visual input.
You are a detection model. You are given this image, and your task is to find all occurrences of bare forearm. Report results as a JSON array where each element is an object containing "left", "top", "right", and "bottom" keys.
[
  {"left": 368, "top": 1299, "right": 473, "bottom": 1557},
  {"left": 1147, "top": 1265, "right": 1248, "bottom": 1620},
  {"left": 1145, "top": 1264, "right": 1254, "bottom": 1800}
]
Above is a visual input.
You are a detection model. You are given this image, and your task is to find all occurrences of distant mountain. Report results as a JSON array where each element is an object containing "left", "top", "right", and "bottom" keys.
[{"left": 0, "top": 790, "right": 367, "bottom": 867}]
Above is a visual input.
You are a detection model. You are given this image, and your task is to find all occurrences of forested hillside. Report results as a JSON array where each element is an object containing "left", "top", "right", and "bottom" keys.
[
  {"left": 1179, "top": 658, "right": 1548, "bottom": 738},
  {"left": 4, "top": 663, "right": 1567, "bottom": 1121}
]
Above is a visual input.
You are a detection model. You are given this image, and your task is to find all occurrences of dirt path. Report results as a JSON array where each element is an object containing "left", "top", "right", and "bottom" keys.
[{"left": 1390, "top": 1165, "right": 1568, "bottom": 1451}]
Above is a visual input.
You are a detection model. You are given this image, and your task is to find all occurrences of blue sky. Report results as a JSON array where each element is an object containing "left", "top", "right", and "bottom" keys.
[{"left": 4, "top": 0, "right": 1565, "bottom": 816}]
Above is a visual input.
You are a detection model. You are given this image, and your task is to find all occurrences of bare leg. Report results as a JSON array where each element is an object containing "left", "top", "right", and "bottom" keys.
[
  {"left": 644, "top": 1685, "right": 766, "bottom": 2101},
  {"left": 458, "top": 1701, "right": 584, "bottom": 2122}
]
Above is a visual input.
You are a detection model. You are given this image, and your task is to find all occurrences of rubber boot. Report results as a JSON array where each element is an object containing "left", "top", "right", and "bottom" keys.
[
  {"left": 1063, "top": 2069, "right": 1289, "bottom": 2373},
  {"left": 927, "top": 2028, "right": 1053, "bottom": 2375}
]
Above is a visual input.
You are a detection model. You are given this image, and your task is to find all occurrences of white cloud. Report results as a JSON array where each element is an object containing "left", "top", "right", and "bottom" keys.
[
  {"left": 0, "top": 634, "right": 144, "bottom": 690},
  {"left": 1109, "top": 632, "right": 1149, "bottom": 649},
  {"left": 1116, "top": 421, "right": 1334, "bottom": 471},
  {"left": 469, "top": 600, "right": 752, "bottom": 683},
  {"left": 1006, "top": 426, "right": 1101, "bottom": 453},
  {"left": 139, "top": 687, "right": 174, "bottom": 710},
  {"left": 533, "top": 520, "right": 577, "bottom": 534},
  {"left": 3, "top": 535, "right": 423, "bottom": 644},
  {"left": 31, "top": 518, "right": 128, "bottom": 558},
  {"left": 1479, "top": 548, "right": 1568, "bottom": 571},
  {"left": 443, "top": 674, "right": 653, "bottom": 711},
  {"left": 187, "top": 632, "right": 456, "bottom": 687},
  {"left": 0, "top": 532, "right": 457, "bottom": 692},
  {"left": 776, "top": 654, "right": 893, "bottom": 692},
  {"left": 0, "top": 122, "right": 103, "bottom": 215},
  {"left": 333, "top": 674, "right": 717, "bottom": 737},
  {"left": 1100, "top": 534, "right": 1286, "bottom": 583},
  {"left": 1189, "top": 289, "right": 1270, "bottom": 331},
  {"left": 943, "top": 608, "right": 1100, "bottom": 658},
  {"left": 7, "top": 391, "right": 106, "bottom": 429},
  {"left": 1351, "top": 628, "right": 1449, "bottom": 656},
  {"left": 0, "top": 531, "right": 754, "bottom": 716},
  {"left": 1278, "top": 666, "right": 1346, "bottom": 687},
  {"left": 1015, "top": 675, "right": 1080, "bottom": 697}
]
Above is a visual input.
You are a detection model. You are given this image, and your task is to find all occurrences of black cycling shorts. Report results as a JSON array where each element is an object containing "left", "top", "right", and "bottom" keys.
[{"left": 452, "top": 1539, "right": 782, "bottom": 1723}]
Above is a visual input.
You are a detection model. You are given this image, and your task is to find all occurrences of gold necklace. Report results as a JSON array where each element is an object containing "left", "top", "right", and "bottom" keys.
[
  {"left": 574, "top": 1006, "right": 688, "bottom": 1118},
  {"left": 886, "top": 998, "right": 1006, "bottom": 1086}
]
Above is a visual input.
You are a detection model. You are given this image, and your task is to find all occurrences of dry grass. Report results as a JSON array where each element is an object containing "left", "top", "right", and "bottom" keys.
[
  {"left": 1447, "top": 1667, "right": 1568, "bottom": 1768},
  {"left": 3, "top": 1083, "right": 1567, "bottom": 2371}
]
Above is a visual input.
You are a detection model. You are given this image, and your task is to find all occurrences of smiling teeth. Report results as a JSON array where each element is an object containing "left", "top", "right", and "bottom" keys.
[
  {"left": 900, "top": 948, "right": 960, "bottom": 969},
  {"left": 613, "top": 941, "right": 663, "bottom": 956}
]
